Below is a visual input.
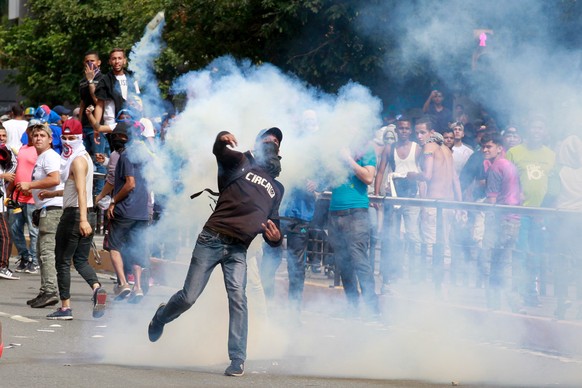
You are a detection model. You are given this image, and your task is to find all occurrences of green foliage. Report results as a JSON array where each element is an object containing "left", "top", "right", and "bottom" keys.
[
  {"left": 0, "top": 0, "right": 392, "bottom": 106},
  {"left": 0, "top": 0, "right": 171, "bottom": 106}
]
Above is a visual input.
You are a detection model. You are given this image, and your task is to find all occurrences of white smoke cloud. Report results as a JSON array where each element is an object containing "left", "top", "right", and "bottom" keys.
[{"left": 94, "top": 4, "right": 582, "bottom": 386}]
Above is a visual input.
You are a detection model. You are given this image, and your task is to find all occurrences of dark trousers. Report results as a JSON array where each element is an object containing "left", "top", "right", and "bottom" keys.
[
  {"left": 55, "top": 208, "right": 99, "bottom": 300},
  {"left": 261, "top": 219, "right": 310, "bottom": 309},
  {"left": 0, "top": 213, "right": 11, "bottom": 268}
]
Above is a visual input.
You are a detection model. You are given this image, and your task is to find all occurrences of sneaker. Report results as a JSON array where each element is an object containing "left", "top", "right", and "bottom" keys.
[
  {"left": 0, "top": 267, "right": 20, "bottom": 280},
  {"left": 27, "top": 292, "right": 44, "bottom": 306},
  {"left": 14, "top": 258, "right": 28, "bottom": 273},
  {"left": 148, "top": 303, "right": 166, "bottom": 342},
  {"left": 31, "top": 293, "right": 59, "bottom": 308},
  {"left": 92, "top": 287, "right": 107, "bottom": 319},
  {"left": 128, "top": 288, "right": 144, "bottom": 304},
  {"left": 25, "top": 262, "right": 39, "bottom": 274},
  {"left": 46, "top": 308, "right": 73, "bottom": 320},
  {"left": 127, "top": 273, "right": 135, "bottom": 285},
  {"left": 113, "top": 283, "right": 131, "bottom": 300},
  {"left": 224, "top": 359, "right": 245, "bottom": 377}
]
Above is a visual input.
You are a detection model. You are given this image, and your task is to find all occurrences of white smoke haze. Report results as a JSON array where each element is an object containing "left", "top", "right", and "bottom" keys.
[
  {"left": 360, "top": 0, "right": 582, "bottom": 133},
  {"left": 94, "top": 3, "right": 582, "bottom": 386},
  {"left": 128, "top": 11, "right": 168, "bottom": 121}
]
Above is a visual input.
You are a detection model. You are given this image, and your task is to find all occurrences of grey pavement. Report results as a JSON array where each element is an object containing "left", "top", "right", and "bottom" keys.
[{"left": 1, "top": 253, "right": 582, "bottom": 387}]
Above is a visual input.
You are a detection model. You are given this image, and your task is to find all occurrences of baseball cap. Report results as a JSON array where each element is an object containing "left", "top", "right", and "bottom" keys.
[
  {"left": 24, "top": 107, "right": 35, "bottom": 116},
  {"left": 27, "top": 120, "right": 52, "bottom": 137},
  {"left": 27, "top": 118, "right": 44, "bottom": 128},
  {"left": 53, "top": 105, "right": 72, "bottom": 116},
  {"left": 256, "top": 127, "right": 283, "bottom": 144},
  {"left": 62, "top": 118, "right": 82, "bottom": 135}
]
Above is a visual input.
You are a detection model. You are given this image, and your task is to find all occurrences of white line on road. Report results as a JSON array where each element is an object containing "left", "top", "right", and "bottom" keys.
[{"left": 0, "top": 311, "right": 38, "bottom": 323}]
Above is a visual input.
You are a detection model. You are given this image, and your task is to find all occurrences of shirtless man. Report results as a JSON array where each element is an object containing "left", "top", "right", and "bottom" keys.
[{"left": 408, "top": 117, "right": 461, "bottom": 290}]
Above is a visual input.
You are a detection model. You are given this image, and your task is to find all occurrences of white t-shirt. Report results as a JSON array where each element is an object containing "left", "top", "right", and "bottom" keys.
[
  {"left": 32, "top": 149, "right": 64, "bottom": 209},
  {"left": 452, "top": 143, "right": 474, "bottom": 176},
  {"left": 116, "top": 74, "right": 128, "bottom": 100}
]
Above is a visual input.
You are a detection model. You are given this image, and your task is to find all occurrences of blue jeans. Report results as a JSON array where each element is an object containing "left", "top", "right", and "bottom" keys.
[
  {"left": 8, "top": 204, "right": 38, "bottom": 264},
  {"left": 156, "top": 228, "right": 248, "bottom": 361},
  {"left": 328, "top": 208, "right": 379, "bottom": 315}
]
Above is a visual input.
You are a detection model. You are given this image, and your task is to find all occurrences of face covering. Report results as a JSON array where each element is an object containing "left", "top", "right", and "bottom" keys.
[
  {"left": 255, "top": 141, "right": 281, "bottom": 178},
  {"left": 60, "top": 136, "right": 86, "bottom": 182},
  {"left": 111, "top": 138, "right": 128, "bottom": 152}
]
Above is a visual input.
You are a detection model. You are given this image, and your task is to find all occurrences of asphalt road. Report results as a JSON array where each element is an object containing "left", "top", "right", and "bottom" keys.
[{"left": 1, "top": 256, "right": 582, "bottom": 387}]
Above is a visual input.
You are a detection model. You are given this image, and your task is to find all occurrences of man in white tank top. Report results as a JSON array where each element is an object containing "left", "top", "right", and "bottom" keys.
[
  {"left": 40, "top": 119, "right": 107, "bottom": 320},
  {"left": 374, "top": 117, "right": 423, "bottom": 292}
]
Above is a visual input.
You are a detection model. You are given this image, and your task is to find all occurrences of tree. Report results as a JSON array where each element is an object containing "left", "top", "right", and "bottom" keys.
[{"left": 0, "top": 0, "right": 170, "bottom": 106}]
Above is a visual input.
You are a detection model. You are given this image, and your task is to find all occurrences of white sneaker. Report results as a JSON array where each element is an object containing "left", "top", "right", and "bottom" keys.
[{"left": 0, "top": 267, "right": 20, "bottom": 280}]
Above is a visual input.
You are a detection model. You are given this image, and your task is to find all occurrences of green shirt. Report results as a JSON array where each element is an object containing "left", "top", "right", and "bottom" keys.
[{"left": 506, "top": 144, "right": 556, "bottom": 207}]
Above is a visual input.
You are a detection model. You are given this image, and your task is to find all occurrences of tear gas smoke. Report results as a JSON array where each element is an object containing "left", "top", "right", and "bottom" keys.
[{"left": 95, "top": 3, "right": 582, "bottom": 386}]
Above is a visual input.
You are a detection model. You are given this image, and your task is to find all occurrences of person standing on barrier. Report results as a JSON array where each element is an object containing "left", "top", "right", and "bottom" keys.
[
  {"left": 148, "top": 128, "right": 284, "bottom": 377},
  {"left": 16, "top": 122, "right": 64, "bottom": 308},
  {"left": 328, "top": 141, "right": 379, "bottom": 318},
  {"left": 480, "top": 133, "right": 522, "bottom": 311},
  {"left": 506, "top": 116, "right": 555, "bottom": 307},
  {"left": 374, "top": 117, "right": 422, "bottom": 291},
  {"left": 409, "top": 117, "right": 461, "bottom": 292}
]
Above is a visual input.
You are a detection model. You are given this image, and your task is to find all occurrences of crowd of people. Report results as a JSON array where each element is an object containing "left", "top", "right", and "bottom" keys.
[
  {"left": 0, "top": 47, "right": 580, "bottom": 377},
  {"left": 0, "top": 48, "right": 165, "bottom": 320}
]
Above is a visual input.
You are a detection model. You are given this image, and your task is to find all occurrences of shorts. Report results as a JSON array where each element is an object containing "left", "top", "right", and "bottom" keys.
[{"left": 108, "top": 217, "right": 149, "bottom": 267}]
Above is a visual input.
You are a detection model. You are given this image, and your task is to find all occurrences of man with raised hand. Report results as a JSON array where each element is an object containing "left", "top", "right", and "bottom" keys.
[{"left": 148, "top": 128, "right": 284, "bottom": 378}]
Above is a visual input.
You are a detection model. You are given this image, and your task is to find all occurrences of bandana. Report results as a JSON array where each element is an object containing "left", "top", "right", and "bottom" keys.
[
  {"left": 426, "top": 132, "right": 444, "bottom": 146},
  {"left": 60, "top": 135, "right": 86, "bottom": 182}
]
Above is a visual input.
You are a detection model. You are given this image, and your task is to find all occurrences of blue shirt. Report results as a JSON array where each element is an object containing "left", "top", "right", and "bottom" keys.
[
  {"left": 330, "top": 148, "right": 376, "bottom": 211},
  {"left": 113, "top": 150, "right": 149, "bottom": 221}
]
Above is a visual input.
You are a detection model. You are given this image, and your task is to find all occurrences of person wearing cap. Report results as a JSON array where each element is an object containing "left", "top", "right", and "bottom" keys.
[
  {"left": 40, "top": 118, "right": 107, "bottom": 320},
  {"left": 33, "top": 105, "right": 63, "bottom": 154},
  {"left": 52, "top": 105, "right": 71, "bottom": 123},
  {"left": 106, "top": 121, "right": 152, "bottom": 303},
  {"left": 16, "top": 122, "right": 64, "bottom": 309},
  {"left": 24, "top": 107, "right": 35, "bottom": 122},
  {"left": 259, "top": 121, "right": 321, "bottom": 323},
  {"left": 7, "top": 120, "right": 39, "bottom": 275},
  {"left": 148, "top": 127, "right": 284, "bottom": 378}
]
